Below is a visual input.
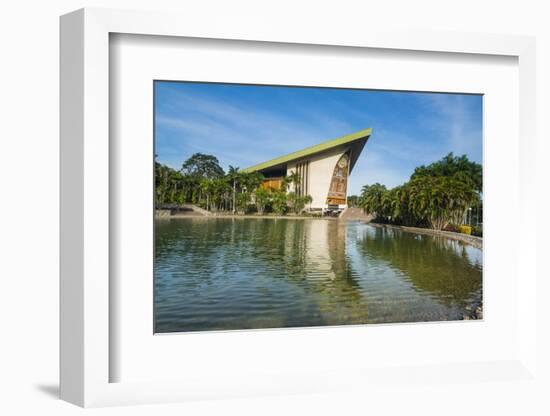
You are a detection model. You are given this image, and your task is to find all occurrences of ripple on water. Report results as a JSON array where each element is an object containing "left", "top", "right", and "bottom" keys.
[{"left": 154, "top": 219, "right": 482, "bottom": 332}]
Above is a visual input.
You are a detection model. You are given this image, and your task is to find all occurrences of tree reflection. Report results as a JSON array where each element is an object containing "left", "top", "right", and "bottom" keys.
[
  {"left": 356, "top": 226, "right": 482, "bottom": 309},
  {"left": 154, "top": 218, "right": 482, "bottom": 332}
]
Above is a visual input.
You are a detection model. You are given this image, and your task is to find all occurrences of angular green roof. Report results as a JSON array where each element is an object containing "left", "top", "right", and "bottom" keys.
[{"left": 242, "top": 128, "right": 372, "bottom": 173}]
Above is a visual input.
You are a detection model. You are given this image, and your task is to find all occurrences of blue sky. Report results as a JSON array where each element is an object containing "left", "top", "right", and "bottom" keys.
[{"left": 155, "top": 81, "right": 482, "bottom": 195}]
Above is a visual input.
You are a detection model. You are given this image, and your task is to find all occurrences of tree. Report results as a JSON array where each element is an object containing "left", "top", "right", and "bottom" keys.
[
  {"left": 360, "top": 183, "right": 388, "bottom": 219},
  {"left": 406, "top": 175, "right": 479, "bottom": 230},
  {"left": 155, "top": 153, "right": 269, "bottom": 213},
  {"left": 347, "top": 195, "right": 360, "bottom": 207},
  {"left": 412, "top": 152, "right": 482, "bottom": 193},
  {"left": 155, "top": 160, "right": 188, "bottom": 206},
  {"left": 284, "top": 171, "right": 301, "bottom": 192},
  {"left": 271, "top": 189, "right": 288, "bottom": 215},
  {"left": 287, "top": 192, "right": 312, "bottom": 214},
  {"left": 406, "top": 154, "right": 481, "bottom": 229},
  {"left": 298, "top": 195, "right": 313, "bottom": 214},
  {"left": 181, "top": 153, "right": 225, "bottom": 179},
  {"left": 235, "top": 191, "right": 251, "bottom": 214},
  {"left": 200, "top": 178, "right": 214, "bottom": 211},
  {"left": 388, "top": 185, "right": 415, "bottom": 226},
  {"left": 227, "top": 165, "right": 240, "bottom": 214},
  {"left": 210, "top": 178, "right": 230, "bottom": 211},
  {"left": 254, "top": 187, "right": 270, "bottom": 214},
  {"left": 357, "top": 154, "right": 481, "bottom": 230},
  {"left": 241, "top": 171, "right": 264, "bottom": 193}
]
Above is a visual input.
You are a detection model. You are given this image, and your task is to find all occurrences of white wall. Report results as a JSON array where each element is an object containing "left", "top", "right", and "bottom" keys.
[
  {"left": 1, "top": 1, "right": 549, "bottom": 415},
  {"left": 288, "top": 149, "right": 347, "bottom": 209}
]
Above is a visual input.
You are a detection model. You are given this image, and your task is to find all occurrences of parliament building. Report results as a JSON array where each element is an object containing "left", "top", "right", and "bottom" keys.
[{"left": 243, "top": 128, "right": 372, "bottom": 212}]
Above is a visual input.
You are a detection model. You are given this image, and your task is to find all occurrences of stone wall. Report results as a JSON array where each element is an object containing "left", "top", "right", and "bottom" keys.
[{"left": 369, "top": 223, "right": 483, "bottom": 250}]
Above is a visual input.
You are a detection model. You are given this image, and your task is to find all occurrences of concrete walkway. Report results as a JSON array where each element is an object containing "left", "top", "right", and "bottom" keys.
[
  {"left": 339, "top": 207, "right": 374, "bottom": 222},
  {"left": 157, "top": 204, "right": 212, "bottom": 217}
]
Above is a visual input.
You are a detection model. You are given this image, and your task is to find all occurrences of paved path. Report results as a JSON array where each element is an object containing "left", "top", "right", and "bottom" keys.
[
  {"left": 167, "top": 204, "right": 212, "bottom": 217},
  {"left": 339, "top": 207, "right": 373, "bottom": 222}
]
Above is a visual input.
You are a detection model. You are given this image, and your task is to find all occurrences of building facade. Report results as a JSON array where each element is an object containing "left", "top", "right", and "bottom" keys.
[{"left": 243, "top": 128, "right": 372, "bottom": 212}]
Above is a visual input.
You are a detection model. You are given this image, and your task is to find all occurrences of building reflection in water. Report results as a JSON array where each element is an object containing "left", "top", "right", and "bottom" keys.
[{"left": 154, "top": 218, "right": 483, "bottom": 332}]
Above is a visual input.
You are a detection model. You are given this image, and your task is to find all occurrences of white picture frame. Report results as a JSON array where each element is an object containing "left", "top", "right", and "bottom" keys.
[{"left": 60, "top": 7, "right": 538, "bottom": 407}]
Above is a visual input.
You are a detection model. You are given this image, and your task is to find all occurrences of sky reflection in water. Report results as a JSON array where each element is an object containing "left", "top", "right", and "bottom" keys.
[{"left": 155, "top": 218, "right": 482, "bottom": 333}]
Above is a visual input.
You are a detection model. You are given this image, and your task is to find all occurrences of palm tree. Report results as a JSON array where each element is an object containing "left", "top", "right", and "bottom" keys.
[
  {"left": 242, "top": 171, "right": 264, "bottom": 192},
  {"left": 227, "top": 165, "right": 240, "bottom": 214},
  {"left": 360, "top": 183, "right": 388, "bottom": 219},
  {"left": 271, "top": 189, "right": 288, "bottom": 215},
  {"left": 405, "top": 175, "right": 478, "bottom": 230},
  {"left": 254, "top": 187, "right": 270, "bottom": 214},
  {"left": 200, "top": 178, "right": 217, "bottom": 211},
  {"left": 284, "top": 171, "right": 301, "bottom": 192}
]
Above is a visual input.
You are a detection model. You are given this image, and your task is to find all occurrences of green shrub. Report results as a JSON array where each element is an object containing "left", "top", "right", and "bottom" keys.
[
  {"left": 271, "top": 190, "right": 288, "bottom": 215},
  {"left": 254, "top": 188, "right": 270, "bottom": 214}
]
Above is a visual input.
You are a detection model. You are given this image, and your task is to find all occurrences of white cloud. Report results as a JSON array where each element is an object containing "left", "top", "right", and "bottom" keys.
[
  {"left": 417, "top": 93, "right": 483, "bottom": 161},
  {"left": 156, "top": 88, "right": 362, "bottom": 171},
  {"left": 156, "top": 85, "right": 482, "bottom": 191}
]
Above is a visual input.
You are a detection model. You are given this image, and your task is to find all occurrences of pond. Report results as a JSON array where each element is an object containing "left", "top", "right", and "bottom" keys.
[{"left": 155, "top": 218, "right": 482, "bottom": 333}]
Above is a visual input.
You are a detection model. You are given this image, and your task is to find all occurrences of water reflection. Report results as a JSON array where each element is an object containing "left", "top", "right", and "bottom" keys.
[{"left": 155, "top": 218, "right": 482, "bottom": 332}]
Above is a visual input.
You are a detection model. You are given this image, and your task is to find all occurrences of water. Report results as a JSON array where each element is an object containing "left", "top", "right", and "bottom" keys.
[{"left": 155, "top": 218, "right": 482, "bottom": 333}]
